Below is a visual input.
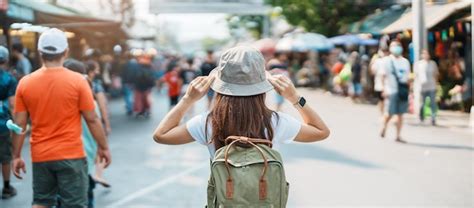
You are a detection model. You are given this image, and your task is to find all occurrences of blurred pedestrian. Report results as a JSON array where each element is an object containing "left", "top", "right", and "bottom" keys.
[
  {"left": 11, "top": 43, "right": 32, "bottom": 80},
  {"left": 133, "top": 52, "right": 155, "bottom": 117},
  {"left": 444, "top": 50, "right": 465, "bottom": 110},
  {"left": 267, "top": 52, "right": 289, "bottom": 111},
  {"left": 121, "top": 52, "right": 139, "bottom": 115},
  {"left": 85, "top": 61, "right": 112, "bottom": 135},
  {"left": 162, "top": 61, "right": 182, "bottom": 109},
  {"left": 380, "top": 41, "right": 411, "bottom": 143},
  {"left": 414, "top": 49, "right": 439, "bottom": 125},
  {"left": 349, "top": 52, "right": 362, "bottom": 102},
  {"left": 11, "top": 28, "right": 111, "bottom": 207},
  {"left": 180, "top": 58, "right": 198, "bottom": 96},
  {"left": 370, "top": 48, "right": 390, "bottom": 114},
  {"left": 0, "top": 46, "right": 17, "bottom": 199},
  {"left": 64, "top": 59, "right": 103, "bottom": 207},
  {"left": 152, "top": 46, "right": 330, "bottom": 203},
  {"left": 100, "top": 55, "right": 113, "bottom": 91},
  {"left": 180, "top": 58, "right": 198, "bottom": 119},
  {"left": 200, "top": 50, "right": 217, "bottom": 107},
  {"left": 84, "top": 61, "right": 113, "bottom": 188}
]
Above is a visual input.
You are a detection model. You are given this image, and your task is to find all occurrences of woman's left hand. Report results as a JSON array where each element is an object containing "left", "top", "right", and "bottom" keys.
[{"left": 182, "top": 76, "right": 215, "bottom": 103}]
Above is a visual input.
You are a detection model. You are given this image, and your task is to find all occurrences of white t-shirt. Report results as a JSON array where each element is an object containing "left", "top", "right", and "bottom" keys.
[
  {"left": 382, "top": 55, "right": 411, "bottom": 95},
  {"left": 186, "top": 112, "right": 302, "bottom": 157},
  {"left": 372, "top": 57, "right": 386, "bottom": 92},
  {"left": 414, "top": 60, "right": 438, "bottom": 92}
]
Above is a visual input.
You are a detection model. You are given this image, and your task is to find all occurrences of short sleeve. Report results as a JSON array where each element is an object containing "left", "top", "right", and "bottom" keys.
[
  {"left": 186, "top": 113, "right": 210, "bottom": 145},
  {"left": 273, "top": 112, "right": 301, "bottom": 144},
  {"left": 14, "top": 79, "right": 26, "bottom": 113},
  {"left": 78, "top": 77, "right": 95, "bottom": 111}
]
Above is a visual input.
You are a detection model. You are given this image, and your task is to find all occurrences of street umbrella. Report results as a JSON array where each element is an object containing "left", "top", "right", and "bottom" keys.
[
  {"left": 253, "top": 38, "right": 277, "bottom": 54},
  {"left": 276, "top": 33, "right": 334, "bottom": 52},
  {"left": 359, "top": 38, "right": 379, "bottom": 46},
  {"left": 329, "top": 34, "right": 379, "bottom": 46}
]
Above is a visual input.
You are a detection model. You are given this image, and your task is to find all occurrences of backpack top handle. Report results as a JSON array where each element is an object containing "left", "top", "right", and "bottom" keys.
[
  {"left": 224, "top": 136, "right": 273, "bottom": 148},
  {"left": 223, "top": 136, "right": 270, "bottom": 200}
]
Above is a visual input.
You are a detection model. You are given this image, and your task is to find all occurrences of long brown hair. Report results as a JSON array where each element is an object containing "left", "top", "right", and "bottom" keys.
[{"left": 206, "top": 93, "right": 277, "bottom": 150}]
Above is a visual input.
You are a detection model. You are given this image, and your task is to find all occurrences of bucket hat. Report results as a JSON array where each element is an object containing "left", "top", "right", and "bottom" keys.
[{"left": 210, "top": 45, "right": 273, "bottom": 96}]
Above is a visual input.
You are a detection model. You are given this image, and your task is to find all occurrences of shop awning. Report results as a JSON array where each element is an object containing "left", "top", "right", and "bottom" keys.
[
  {"left": 382, "top": 1, "right": 471, "bottom": 34},
  {"left": 8, "top": 0, "right": 127, "bottom": 39},
  {"left": 348, "top": 5, "right": 407, "bottom": 35}
]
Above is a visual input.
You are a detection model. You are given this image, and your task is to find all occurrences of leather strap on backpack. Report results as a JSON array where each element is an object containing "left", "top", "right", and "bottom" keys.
[
  {"left": 223, "top": 136, "right": 270, "bottom": 200},
  {"left": 225, "top": 136, "right": 273, "bottom": 148}
]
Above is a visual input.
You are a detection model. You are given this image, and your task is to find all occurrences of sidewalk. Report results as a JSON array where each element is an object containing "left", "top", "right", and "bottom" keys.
[{"left": 2, "top": 88, "right": 472, "bottom": 207}]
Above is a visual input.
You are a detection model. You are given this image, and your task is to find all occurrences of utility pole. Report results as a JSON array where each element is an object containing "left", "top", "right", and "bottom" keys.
[
  {"left": 412, "top": 0, "right": 427, "bottom": 62},
  {"left": 412, "top": 0, "right": 427, "bottom": 116}
]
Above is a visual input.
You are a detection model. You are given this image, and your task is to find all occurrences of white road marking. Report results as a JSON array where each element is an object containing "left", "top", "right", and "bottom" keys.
[{"left": 106, "top": 164, "right": 206, "bottom": 207}]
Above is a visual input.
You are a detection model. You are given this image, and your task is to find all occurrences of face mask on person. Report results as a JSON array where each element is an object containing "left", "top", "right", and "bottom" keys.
[{"left": 390, "top": 46, "right": 403, "bottom": 56}]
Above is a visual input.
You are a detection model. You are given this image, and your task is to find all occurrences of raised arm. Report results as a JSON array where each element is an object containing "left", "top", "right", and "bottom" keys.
[
  {"left": 153, "top": 76, "right": 214, "bottom": 144},
  {"left": 269, "top": 75, "right": 330, "bottom": 142}
]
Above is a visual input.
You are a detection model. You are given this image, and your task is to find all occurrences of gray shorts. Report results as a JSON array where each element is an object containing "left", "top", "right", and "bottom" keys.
[
  {"left": 386, "top": 94, "right": 408, "bottom": 115},
  {"left": 32, "top": 158, "right": 88, "bottom": 207},
  {"left": 0, "top": 132, "right": 12, "bottom": 163}
]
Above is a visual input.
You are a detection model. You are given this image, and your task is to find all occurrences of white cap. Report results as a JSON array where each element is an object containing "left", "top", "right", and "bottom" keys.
[
  {"left": 113, "top": 45, "right": 122, "bottom": 54},
  {"left": 38, "top": 28, "right": 68, "bottom": 54}
]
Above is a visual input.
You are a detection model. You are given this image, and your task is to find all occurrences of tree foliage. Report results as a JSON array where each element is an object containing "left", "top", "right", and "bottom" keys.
[
  {"left": 101, "top": 0, "right": 135, "bottom": 27},
  {"left": 267, "top": 0, "right": 386, "bottom": 36}
]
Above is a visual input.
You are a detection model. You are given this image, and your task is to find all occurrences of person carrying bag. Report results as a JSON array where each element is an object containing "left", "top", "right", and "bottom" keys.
[
  {"left": 153, "top": 45, "right": 330, "bottom": 207},
  {"left": 390, "top": 59, "right": 409, "bottom": 102}
]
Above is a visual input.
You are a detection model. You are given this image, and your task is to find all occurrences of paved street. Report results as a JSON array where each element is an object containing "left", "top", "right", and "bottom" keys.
[{"left": 2, "top": 88, "right": 472, "bottom": 207}]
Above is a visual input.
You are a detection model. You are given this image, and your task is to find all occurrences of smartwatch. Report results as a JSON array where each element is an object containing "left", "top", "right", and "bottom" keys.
[{"left": 293, "top": 97, "right": 306, "bottom": 108}]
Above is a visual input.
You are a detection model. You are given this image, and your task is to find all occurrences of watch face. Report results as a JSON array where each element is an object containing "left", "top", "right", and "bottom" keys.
[{"left": 299, "top": 97, "right": 306, "bottom": 107}]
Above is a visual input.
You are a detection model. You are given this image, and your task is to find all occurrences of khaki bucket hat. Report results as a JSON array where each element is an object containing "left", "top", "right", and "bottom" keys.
[{"left": 210, "top": 45, "right": 273, "bottom": 96}]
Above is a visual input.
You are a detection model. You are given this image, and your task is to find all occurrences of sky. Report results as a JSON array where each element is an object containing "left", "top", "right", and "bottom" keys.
[
  {"left": 134, "top": 0, "right": 230, "bottom": 42},
  {"left": 56, "top": 0, "right": 231, "bottom": 42},
  {"left": 156, "top": 13, "right": 230, "bottom": 42}
]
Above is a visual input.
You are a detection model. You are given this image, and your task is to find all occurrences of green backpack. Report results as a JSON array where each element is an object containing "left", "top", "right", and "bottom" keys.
[{"left": 207, "top": 136, "right": 289, "bottom": 208}]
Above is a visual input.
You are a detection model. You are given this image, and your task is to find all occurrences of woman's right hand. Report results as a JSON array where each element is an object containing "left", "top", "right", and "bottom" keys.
[
  {"left": 183, "top": 76, "right": 215, "bottom": 103},
  {"left": 269, "top": 75, "right": 300, "bottom": 104}
]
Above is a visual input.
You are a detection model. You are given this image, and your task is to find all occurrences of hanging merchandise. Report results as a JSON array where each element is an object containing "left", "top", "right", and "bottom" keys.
[
  {"left": 457, "top": 22, "right": 463, "bottom": 33},
  {"left": 403, "top": 30, "right": 411, "bottom": 38},
  {"left": 435, "top": 41, "right": 445, "bottom": 58},
  {"left": 428, "top": 32, "right": 434, "bottom": 42},
  {"left": 449, "top": 27, "right": 455, "bottom": 38},
  {"left": 441, "top": 30, "right": 448, "bottom": 41},
  {"left": 466, "top": 23, "right": 471, "bottom": 34},
  {"left": 435, "top": 31, "right": 441, "bottom": 40}
]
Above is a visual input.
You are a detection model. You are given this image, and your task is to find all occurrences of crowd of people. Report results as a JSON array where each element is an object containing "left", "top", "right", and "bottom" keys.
[
  {"left": 0, "top": 27, "right": 331, "bottom": 207},
  {"left": 0, "top": 25, "right": 471, "bottom": 207}
]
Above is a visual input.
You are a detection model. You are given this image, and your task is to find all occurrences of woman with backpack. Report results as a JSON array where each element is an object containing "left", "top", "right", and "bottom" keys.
[{"left": 152, "top": 46, "right": 330, "bottom": 206}]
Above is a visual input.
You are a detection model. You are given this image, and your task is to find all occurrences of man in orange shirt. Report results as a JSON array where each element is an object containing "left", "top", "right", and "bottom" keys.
[{"left": 11, "top": 28, "right": 111, "bottom": 208}]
